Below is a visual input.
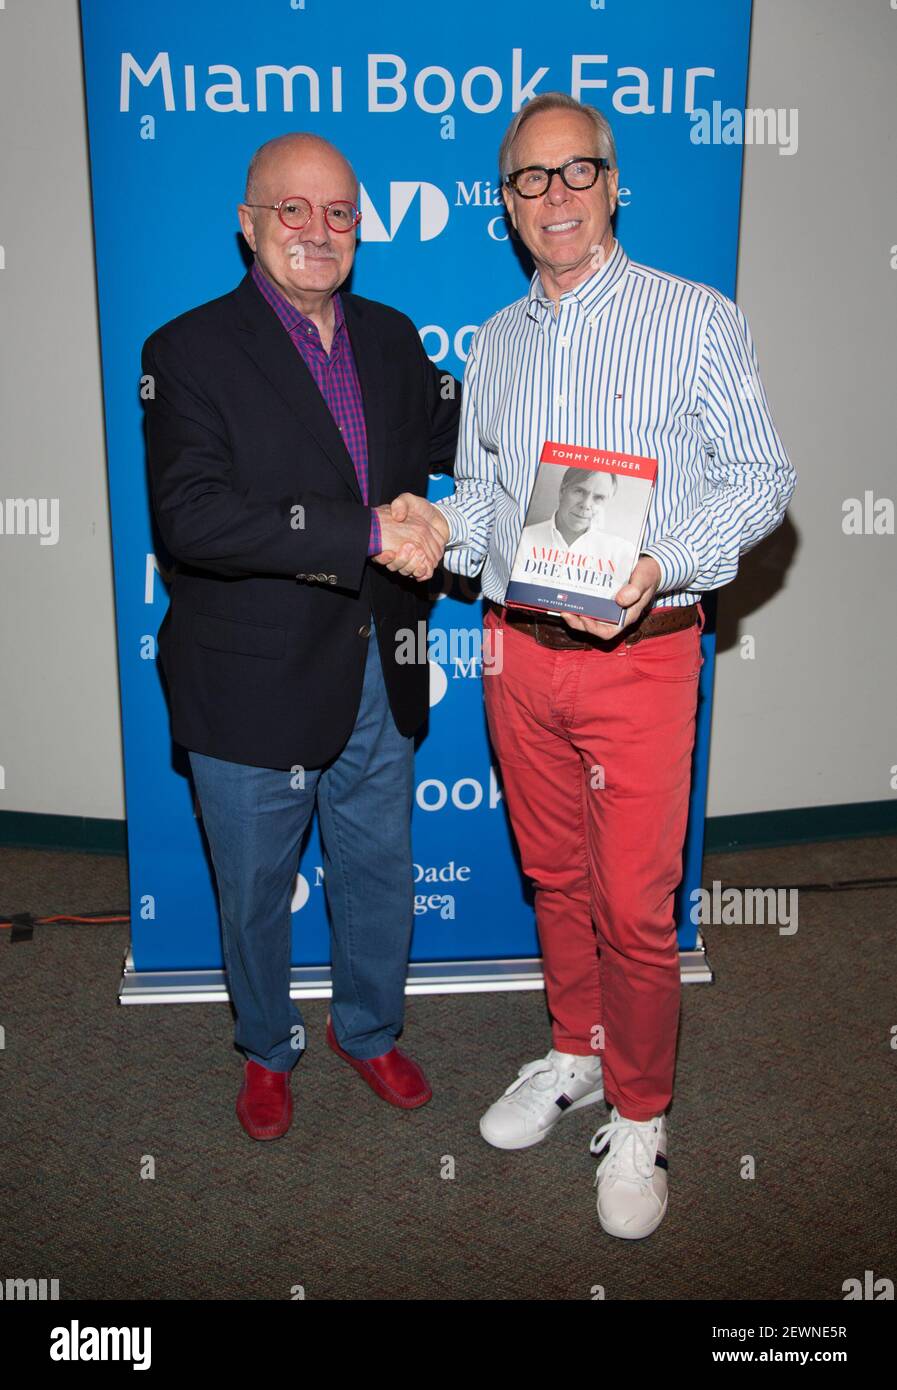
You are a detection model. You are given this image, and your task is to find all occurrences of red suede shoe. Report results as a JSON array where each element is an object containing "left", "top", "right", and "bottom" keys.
[
  {"left": 326, "top": 1016, "right": 432, "bottom": 1109},
  {"left": 236, "top": 1059, "right": 293, "bottom": 1140}
]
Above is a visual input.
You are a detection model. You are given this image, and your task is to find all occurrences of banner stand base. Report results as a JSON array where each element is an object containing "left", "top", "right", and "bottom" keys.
[{"left": 119, "top": 941, "right": 713, "bottom": 1004}]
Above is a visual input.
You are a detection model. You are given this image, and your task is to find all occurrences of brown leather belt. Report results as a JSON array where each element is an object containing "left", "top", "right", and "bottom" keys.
[{"left": 486, "top": 598, "right": 698, "bottom": 651}]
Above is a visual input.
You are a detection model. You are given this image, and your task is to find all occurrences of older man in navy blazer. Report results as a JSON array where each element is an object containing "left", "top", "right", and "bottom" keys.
[{"left": 143, "top": 132, "right": 458, "bottom": 1140}]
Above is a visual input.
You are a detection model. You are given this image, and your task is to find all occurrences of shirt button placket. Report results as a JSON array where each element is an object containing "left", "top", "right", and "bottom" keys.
[{"left": 554, "top": 304, "right": 571, "bottom": 434}]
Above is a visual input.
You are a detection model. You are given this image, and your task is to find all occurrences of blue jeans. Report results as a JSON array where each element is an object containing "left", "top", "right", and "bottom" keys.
[{"left": 188, "top": 622, "right": 414, "bottom": 1071}]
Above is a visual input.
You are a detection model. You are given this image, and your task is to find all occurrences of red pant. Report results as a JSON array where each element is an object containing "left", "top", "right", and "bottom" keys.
[{"left": 482, "top": 606, "right": 703, "bottom": 1120}]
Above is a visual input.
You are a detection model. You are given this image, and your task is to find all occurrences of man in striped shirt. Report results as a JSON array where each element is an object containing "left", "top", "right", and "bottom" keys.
[{"left": 392, "top": 92, "right": 795, "bottom": 1239}]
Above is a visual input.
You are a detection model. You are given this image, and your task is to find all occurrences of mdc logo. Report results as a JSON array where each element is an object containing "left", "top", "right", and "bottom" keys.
[{"left": 359, "top": 181, "right": 449, "bottom": 242}]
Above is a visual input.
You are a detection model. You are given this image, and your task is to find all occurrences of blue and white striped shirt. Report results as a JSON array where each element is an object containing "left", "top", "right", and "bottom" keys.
[{"left": 435, "top": 239, "right": 796, "bottom": 607}]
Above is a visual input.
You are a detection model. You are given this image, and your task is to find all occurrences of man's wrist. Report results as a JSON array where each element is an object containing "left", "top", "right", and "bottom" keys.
[
  {"left": 640, "top": 538, "right": 696, "bottom": 596},
  {"left": 428, "top": 501, "right": 450, "bottom": 544},
  {"left": 432, "top": 500, "right": 467, "bottom": 549}
]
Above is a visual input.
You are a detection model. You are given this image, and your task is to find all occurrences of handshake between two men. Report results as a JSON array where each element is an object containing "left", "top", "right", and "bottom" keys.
[
  {"left": 369, "top": 490, "right": 665, "bottom": 642},
  {"left": 372, "top": 493, "right": 449, "bottom": 582}
]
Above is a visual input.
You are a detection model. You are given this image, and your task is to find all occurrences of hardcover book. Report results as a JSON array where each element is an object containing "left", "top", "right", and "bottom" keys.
[{"left": 504, "top": 442, "right": 658, "bottom": 625}]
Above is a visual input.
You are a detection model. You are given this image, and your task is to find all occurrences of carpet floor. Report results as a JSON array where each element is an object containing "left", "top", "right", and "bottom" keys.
[{"left": 0, "top": 834, "right": 894, "bottom": 1300}]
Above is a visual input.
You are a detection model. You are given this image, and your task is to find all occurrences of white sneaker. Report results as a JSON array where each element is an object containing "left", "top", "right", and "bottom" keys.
[
  {"left": 590, "top": 1107, "right": 669, "bottom": 1239},
  {"left": 479, "top": 1048, "right": 604, "bottom": 1150}
]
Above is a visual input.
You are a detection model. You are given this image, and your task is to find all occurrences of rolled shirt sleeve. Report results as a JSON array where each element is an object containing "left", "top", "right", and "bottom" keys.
[
  {"left": 432, "top": 333, "right": 497, "bottom": 575},
  {"left": 642, "top": 295, "right": 797, "bottom": 595}
]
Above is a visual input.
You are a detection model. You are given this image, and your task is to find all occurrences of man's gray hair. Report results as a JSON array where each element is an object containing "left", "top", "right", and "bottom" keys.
[{"left": 498, "top": 92, "right": 618, "bottom": 179}]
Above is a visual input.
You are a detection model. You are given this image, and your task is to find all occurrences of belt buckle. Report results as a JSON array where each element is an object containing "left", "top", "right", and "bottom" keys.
[
  {"left": 544, "top": 611, "right": 590, "bottom": 650},
  {"left": 530, "top": 612, "right": 561, "bottom": 649}
]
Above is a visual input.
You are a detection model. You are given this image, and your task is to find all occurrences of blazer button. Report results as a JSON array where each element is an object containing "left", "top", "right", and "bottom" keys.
[
  {"left": 315, "top": 572, "right": 327, "bottom": 582},
  {"left": 358, "top": 624, "right": 371, "bottom": 638},
  {"left": 328, "top": 575, "right": 337, "bottom": 584},
  {"left": 295, "top": 573, "right": 306, "bottom": 581}
]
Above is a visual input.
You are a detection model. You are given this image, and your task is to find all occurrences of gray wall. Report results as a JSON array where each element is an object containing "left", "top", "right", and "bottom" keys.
[
  {"left": 713, "top": 0, "right": 897, "bottom": 814},
  {"left": 0, "top": 0, "right": 123, "bottom": 819},
  {"left": 0, "top": 0, "right": 894, "bottom": 823}
]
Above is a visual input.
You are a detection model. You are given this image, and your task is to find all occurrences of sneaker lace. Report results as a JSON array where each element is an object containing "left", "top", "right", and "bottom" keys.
[
  {"left": 499, "top": 1054, "right": 563, "bottom": 1115},
  {"left": 590, "top": 1114, "right": 658, "bottom": 1190}
]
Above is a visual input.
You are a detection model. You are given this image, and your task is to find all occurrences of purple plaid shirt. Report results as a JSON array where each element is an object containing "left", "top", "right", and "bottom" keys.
[{"left": 250, "top": 261, "right": 381, "bottom": 555}]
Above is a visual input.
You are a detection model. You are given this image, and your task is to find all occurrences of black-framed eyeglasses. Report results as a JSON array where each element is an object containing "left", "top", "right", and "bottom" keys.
[
  {"left": 243, "top": 195, "right": 361, "bottom": 232},
  {"left": 504, "top": 157, "right": 610, "bottom": 198}
]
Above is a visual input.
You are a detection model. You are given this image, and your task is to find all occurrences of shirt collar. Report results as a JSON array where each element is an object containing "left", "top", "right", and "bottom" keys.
[
  {"left": 525, "top": 238, "right": 629, "bottom": 324},
  {"left": 250, "top": 260, "right": 344, "bottom": 341}
]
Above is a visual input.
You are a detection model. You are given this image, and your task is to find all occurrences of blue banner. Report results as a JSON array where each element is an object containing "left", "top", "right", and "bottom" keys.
[{"left": 80, "top": 0, "right": 752, "bottom": 974}]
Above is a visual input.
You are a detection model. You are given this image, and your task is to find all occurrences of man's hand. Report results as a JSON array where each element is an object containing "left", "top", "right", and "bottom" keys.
[
  {"left": 560, "top": 555, "right": 662, "bottom": 639},
  {"left": 373, "top": 494, "right": 449, "bottom": 581}
]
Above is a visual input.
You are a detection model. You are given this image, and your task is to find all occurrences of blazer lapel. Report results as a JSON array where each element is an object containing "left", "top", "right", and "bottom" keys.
[
  {"left": 341, "top": 293, "right": 387, "bottom": 508},
  {"left": 232, "top": 272, "right": 361, "bottom": 500}
]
